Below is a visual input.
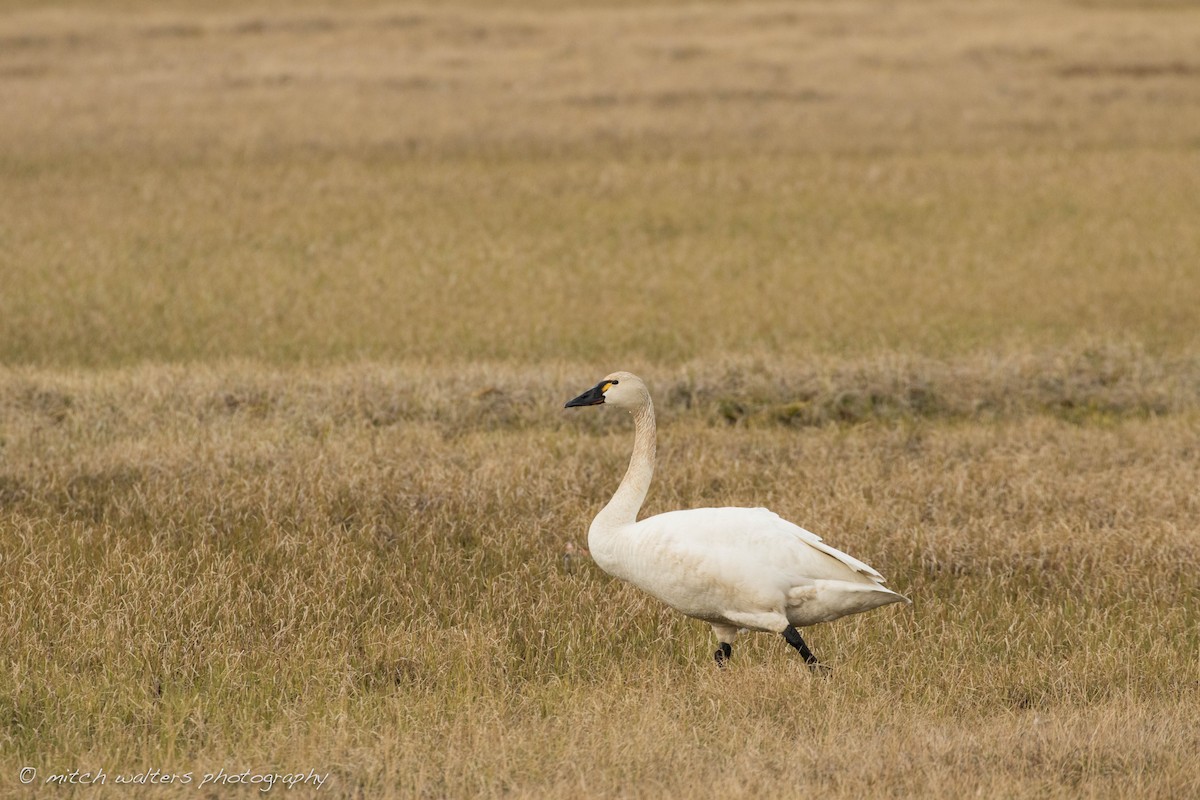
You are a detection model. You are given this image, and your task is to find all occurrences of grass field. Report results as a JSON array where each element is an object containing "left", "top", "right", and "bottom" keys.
[{"left": 2, "top": 0, "right": 1200, "bottom": 797}]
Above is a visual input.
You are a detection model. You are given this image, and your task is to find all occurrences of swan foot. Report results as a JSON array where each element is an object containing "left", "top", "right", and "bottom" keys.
[
  {"left": 714, "top": 642, "right": 732, "bottom": 667},
  {"left": 782, "top": 626, "right": 828, "bottom": 673}
]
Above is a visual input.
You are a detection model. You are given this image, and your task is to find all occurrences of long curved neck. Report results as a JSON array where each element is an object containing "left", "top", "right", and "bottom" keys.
[{"left": 594, "top": 397, "right": 656, "bottom": 530}]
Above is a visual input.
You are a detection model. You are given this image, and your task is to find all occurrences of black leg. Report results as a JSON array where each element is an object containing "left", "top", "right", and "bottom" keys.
[
  {"left": 714, "top": 642, "right": 732, "bottom": 667},
  {"left": 782, "top": 626, "right": 823, "bottom": 670}
]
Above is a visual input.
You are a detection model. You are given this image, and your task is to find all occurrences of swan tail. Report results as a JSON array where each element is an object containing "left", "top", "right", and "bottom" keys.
[{"left": 786, "top": 579, "right": 910, "bottom": 627}]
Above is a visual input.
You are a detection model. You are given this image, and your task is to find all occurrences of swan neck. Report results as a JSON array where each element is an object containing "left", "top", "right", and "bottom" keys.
[{"left": 596, "top": 399, "right": 656, "bottom": 529}]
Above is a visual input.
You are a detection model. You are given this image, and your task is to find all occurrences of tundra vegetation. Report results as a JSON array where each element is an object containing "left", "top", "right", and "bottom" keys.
[{"left": 1, "top": 0, "right": 1198, "bottom": 797}]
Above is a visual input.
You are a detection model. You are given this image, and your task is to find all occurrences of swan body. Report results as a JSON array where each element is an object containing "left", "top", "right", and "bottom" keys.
[{"left": 565, "top": 371, "right": 909, "bottom": 667}]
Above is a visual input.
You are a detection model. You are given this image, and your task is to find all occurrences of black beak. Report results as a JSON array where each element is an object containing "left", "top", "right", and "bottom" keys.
[{"left": 565, "top": 382, "right": 606, "bottom": 408}]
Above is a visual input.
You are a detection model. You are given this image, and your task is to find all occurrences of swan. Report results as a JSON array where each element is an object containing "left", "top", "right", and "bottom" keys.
[{"left": 565, "top": 372, "right": 909, "bottom": 668}]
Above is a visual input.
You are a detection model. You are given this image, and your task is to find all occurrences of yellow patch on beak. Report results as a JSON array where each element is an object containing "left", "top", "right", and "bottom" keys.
[{"left": 601, "top": 382, "right": 613, "bottom": 393}]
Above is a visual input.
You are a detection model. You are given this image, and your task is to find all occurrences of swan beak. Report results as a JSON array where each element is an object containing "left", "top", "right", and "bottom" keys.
[{"left": 565, "top": 383, "right": 606, "bottom": 408}]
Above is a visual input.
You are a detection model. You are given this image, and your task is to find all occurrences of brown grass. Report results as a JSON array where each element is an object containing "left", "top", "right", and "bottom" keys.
[
  {"left": 2, "top": 1, "right": 1200, "bottom": 364},
  {"left": 2, "top": 362, "right": 1199, "bottom": 797},
  {"left": 2, "top": 0, "right": 1199, "bottom": 797}
]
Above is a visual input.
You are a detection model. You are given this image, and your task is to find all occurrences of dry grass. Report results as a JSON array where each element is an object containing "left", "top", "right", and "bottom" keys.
[
  {"left": 2, "top": 0, "right": 1200, "bottom": 797},
  {"left": 2, "top": 362, "right": 1200, "bottom": 796},
  {"left": 2, "top": 362, "right": 1199, "bottom": 798},
  {"left": 2, "top": 0, "right": 1200, "bottom": 364}
]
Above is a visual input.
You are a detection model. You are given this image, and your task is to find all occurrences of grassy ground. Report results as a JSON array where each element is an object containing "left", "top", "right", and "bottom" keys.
[
  {"left": 2, "top": 0, "right": 1199, "bottom": 797},
  {"left": 3, "top": 362, "right": 1199, "bottom": 797},
  {"left": 3, "top": 0, "right": 1200, "bottom": 364}
]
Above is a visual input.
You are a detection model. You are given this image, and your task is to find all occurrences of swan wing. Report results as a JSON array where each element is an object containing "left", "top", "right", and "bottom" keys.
[
  {"left": 751, "top": 508, "right": 888, "bottom": 583},
  {"left": 632, "top": 507, "right": 889, "bottom": 583},
  {"left": 590, "top": 506, "right": 904, "bottom": 630},
  {"left": 601, "top": 507, "right": 882, "bottom": 594}
]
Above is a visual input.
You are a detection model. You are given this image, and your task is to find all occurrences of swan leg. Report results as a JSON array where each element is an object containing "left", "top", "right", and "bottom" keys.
[
  {"left": 711, "top": 624, "right": 738, "bottom": 667},
  {"left": 782, "top": 626, "right": 823, "bottom": 669}
]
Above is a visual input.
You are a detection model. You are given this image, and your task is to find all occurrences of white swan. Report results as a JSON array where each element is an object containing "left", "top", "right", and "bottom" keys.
[{"left": 565, "top": 371, "right": 909, "bottom": 667}]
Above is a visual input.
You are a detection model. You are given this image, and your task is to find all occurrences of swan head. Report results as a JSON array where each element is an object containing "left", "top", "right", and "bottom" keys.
[{"left": 564, "top": 371, "right": 649, "bottom": 412}]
